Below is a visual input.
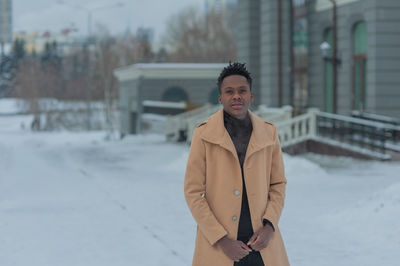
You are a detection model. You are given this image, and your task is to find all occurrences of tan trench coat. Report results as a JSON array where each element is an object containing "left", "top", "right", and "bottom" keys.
[{"left": 184, "top": 109, "right": 289, "bottom": 266}]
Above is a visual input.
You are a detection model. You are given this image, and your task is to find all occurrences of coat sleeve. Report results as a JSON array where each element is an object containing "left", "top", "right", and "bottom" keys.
[
  {"left": 262, "top": 126, "right": 287, "bottom": 230},
  {"left": 184, "top": 127, "right": 228, "bottom": 246}
]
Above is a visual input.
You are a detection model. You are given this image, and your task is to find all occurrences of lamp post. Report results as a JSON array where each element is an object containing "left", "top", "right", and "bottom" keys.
[
  {"left": 57, "top": 1, "right": 124, "bottom": 130},
  {"left": 330, "top": 0, "right": 338, "bottom": 114},
  {"left": 319, "top": 0, "right": 339, "bottom": 114}
]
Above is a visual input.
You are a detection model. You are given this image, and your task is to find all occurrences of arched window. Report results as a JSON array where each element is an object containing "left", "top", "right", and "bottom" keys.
[
  {"left": 208, "top": 88, "right": 219, "bottom": 104},
  {"left": 323, "top": 27, "right": 334, "bottom": 113},
  {"left": 162, "top": 86, "right": 188, "bottom": 102},
  {"left": 352, "top": 21, "right": 367, "bottom": 110}
]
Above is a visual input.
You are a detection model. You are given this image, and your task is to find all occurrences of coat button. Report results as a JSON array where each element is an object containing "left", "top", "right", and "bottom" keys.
[
  {"left": 232, "top": 216, "right": 237, "bottom": 221},
  {"left": 234, "top": 190, "right": 240, "bottom": 196}
]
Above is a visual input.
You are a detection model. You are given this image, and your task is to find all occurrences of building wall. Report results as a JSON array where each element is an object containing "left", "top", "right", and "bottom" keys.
[
  {"left": 139, "top": 78, "right": 218, "bottom": 106},
  {"left": 237, "top": 0, "right": 261, "bottom": 105},
  {"left": 370, "top": 0, "right": 400, "bottom": 117},
  {"left": 119, "top": 79, "right": 139, "bottom": 135},
  {"left": 259, "top": 0, "right": 292, "bottom": 107}
]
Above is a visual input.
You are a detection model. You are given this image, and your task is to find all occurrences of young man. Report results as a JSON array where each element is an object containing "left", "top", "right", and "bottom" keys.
[{"left": 184, "top": 62, "right": 289, "bottom": 266}]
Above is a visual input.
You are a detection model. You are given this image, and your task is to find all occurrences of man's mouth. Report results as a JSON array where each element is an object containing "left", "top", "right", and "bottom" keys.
[{"left": 232, "top": 103, "right": 243, "bottom": 109}]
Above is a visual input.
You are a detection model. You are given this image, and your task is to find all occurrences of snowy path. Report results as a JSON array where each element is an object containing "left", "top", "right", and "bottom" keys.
[
  {"left": 0, "top": 129, "right": 193, "bottom": 266},
  {"left": 1, "top": 116, "right": 400, "bottom": 266}
]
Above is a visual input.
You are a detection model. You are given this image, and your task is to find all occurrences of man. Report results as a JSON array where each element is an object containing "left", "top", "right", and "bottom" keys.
[{"left": 184, "top": 62, "right": 289, "bottom": 266}]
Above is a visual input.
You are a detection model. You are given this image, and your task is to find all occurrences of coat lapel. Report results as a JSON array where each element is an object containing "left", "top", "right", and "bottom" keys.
[
  {"left": 245, "top": 111, "right": 275, "bottom": 160},
  {"left": 200, "top": 109, "right": 237, "bottom": 157},
  {"left": 199, "top": 108, "right": 275, "bottom": 160}
]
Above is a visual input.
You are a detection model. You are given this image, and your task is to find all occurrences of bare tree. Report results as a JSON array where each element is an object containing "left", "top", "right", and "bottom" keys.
[
  {"left": 12, "top": 57, "right": 61, "bottom": 130},
  {"left": 94, "top": 37, "right": 119, "bottom": 136},
  {"left": 10, "top": 25, "right": 157, "bottom": 132},
  {"left": 163, "top": 7, "right": 237, "bottom": 62}
]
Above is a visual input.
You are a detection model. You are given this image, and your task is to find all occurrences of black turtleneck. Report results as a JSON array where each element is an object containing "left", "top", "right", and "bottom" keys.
[
  {"left": 224, "top": 110, "right": 265, "bottom": 266},
  {"left": 223, "top": 111, "right": 253, "bottom": 240}
]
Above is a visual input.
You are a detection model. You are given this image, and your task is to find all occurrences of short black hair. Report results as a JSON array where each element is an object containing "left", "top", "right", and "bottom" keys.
[{"left": 217, "top": 62, "right": 252, "bottom": 93}]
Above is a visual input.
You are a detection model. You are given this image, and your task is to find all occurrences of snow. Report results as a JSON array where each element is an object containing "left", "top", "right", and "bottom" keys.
[
  {"left": 0, "top": 98, "right": 27, "bottom": 115},
  {"left": 143, "top": 100, "right": 186, "bottom": 109},
  {"left": 1, "top": 115, "right": 400, "bottom": 266}
]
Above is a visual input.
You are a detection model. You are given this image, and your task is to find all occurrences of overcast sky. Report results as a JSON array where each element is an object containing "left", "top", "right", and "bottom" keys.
[{"left": 13, "top": 0, "right": 205, "bottom": 40}]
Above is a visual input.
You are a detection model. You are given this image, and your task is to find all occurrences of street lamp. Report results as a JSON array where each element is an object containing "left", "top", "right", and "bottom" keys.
[
  {"left": 57, "top": 1, "right": 124, "bottom": 130},
  {"left": 320, "top": 41, "right": 341, "bottom": 63},
  {"left": 320, "top": 41, "right": 331, "bottom": 58}
]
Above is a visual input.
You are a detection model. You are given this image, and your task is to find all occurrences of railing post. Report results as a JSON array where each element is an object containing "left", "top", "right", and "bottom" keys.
[
  {"left": 380, "top": 128, "right": 386, "bottom": 154},
  {"left": 340, "top": 120, "right": 345, "bottom": 142},
  {"left": 294, "top": 121, "right": 299, "bottom": 139},
  {"left": 308, "top": 108, "right": 318, "bottom": 138},
  {"left": 301, "top": 118, "right": 306, "bottom": 137}
]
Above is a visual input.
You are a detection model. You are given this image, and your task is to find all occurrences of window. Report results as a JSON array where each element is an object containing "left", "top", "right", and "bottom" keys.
[
  {"left": 352, "top": 21, "right": 367, "bottom": 110},
  {"left": 162, "top": 86, "right": 188, "bottom": 102}
]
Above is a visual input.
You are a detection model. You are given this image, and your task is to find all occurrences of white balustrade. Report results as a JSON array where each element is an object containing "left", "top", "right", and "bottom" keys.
[
  {"left": 165, "top": 104, "right": 221, "bottom": 142},
  {"left": 275, "top": 109, "right": 317, "bottom": 148},
  {"left": 167, "top": 104, "right": 318, "bottom": 149}
]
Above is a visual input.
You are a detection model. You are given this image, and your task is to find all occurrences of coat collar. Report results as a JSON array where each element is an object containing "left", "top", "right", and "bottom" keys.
[{"left": 200, "top": 108, "right": 275, "bottom": 159}]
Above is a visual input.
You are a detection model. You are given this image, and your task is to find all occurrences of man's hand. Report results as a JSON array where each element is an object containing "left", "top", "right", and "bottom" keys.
[
  {"left": 217, "top": 236, "right": 252, "bottom": 262},
  {"left": 247, "top": 223, "right": 274, "bottom": 251}
]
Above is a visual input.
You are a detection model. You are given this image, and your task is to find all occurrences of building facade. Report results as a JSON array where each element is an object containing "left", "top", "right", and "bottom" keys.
[
  {"left": 0, "top": 0, "right": 12, "bottom": 46},
  {"left": 238, "top": 0, "right": 400, "bottom": 117}
]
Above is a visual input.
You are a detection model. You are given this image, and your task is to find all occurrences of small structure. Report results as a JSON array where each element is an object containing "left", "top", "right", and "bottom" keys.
[{"left": 113, "top": 63, "right": 226, "bottom": 135}]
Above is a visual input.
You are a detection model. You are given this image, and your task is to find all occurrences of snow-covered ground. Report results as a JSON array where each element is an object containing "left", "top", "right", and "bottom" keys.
[{"left": 1, "top": 115, "right": 399, "bottom": 266}]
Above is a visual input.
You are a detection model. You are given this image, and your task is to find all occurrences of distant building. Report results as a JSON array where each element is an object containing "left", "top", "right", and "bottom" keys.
[
  {"left": 0, "top": 0, "right": 12, "bottom": 48},
  {"left": 205, "top": 0, "right": 237, "bottom": 13},
  {"left": 114, "top": 63, "right": 226, "bottom": 134},
  {"left": 13, "top": 28, "right": 83, "bottom": 56},
  {"left": 238, "top": 0, "right": 400, "bottom": 117}
]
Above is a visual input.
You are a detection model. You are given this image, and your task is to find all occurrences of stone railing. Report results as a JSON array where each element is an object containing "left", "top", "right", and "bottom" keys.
[{"left": 255, "top": 105, "right": 293, "bottom": 124}]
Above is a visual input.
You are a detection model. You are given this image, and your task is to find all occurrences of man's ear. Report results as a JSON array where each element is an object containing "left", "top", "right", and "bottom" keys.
[{"left": 218, "top": 95, "right": 222, "bottom": 104}]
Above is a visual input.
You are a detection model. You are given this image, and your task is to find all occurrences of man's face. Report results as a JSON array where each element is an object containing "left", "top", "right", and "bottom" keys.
[{"left": 218, "top": 75, "right": 253, "bottom": 120}]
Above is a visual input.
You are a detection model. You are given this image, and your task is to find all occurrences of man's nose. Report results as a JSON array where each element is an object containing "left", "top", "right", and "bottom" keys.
[{"left": 232, "top": 91, "right": 241, "bottom": 100}]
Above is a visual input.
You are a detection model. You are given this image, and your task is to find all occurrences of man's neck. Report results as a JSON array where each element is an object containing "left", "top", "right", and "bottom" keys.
[{"left": 223, "top": 110, "right": 249, "bottom": 121}]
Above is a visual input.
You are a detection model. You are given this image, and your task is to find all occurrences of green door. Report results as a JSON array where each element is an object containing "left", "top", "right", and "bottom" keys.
[
  {"left": 353, "top": 22, "right": 367, "bottom": 110},
  {"left": 324, "top": 28, "right": 334, "bottom": 113}
]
